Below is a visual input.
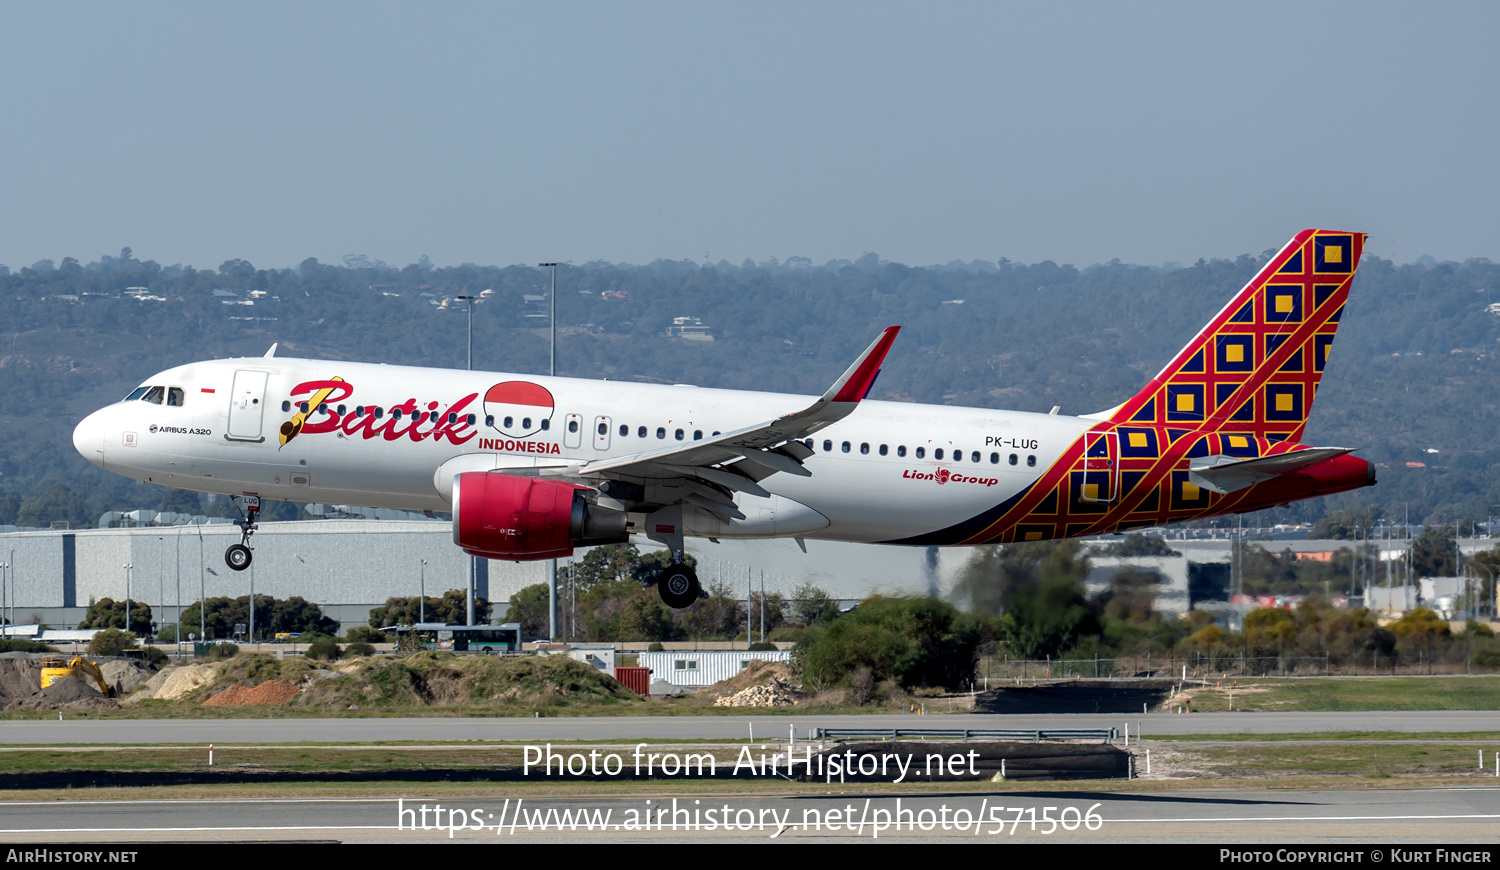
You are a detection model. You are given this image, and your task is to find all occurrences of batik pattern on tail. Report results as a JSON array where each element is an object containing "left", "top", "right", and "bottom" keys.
[{"left": 901, "top": 230, "right": 1365, "bottom": 547}]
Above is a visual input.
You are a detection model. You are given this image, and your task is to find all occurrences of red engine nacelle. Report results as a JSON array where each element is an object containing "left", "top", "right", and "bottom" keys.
[{"left": 452, "top": 472, "right": 627, "bottom": 561}]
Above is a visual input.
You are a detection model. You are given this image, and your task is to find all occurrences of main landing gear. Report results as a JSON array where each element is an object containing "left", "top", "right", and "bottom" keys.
[
  {"left": 658, "top": 563, "right": 701, "bottom": 609},
  {"left": 226, "top": 495, "right": 260, "bottom": 572},
  {"left": 644, "top": 506, "right": 701, "bottom": 609}
]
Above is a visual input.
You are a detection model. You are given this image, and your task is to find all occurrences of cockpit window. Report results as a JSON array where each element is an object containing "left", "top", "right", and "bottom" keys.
[
  {"left": 124, "top": 387, "right": 150, "bottom": 402},
  {"left": 167, "top": 387, "right": 185, "bottom": 407},
  {"left": 141, "top": 386, "right": 165, "bottom": 405}
]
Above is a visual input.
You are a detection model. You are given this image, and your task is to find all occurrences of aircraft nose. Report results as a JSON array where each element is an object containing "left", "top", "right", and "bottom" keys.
[{"left": 73, "top": 410, "right": 107, "bottom": 468}]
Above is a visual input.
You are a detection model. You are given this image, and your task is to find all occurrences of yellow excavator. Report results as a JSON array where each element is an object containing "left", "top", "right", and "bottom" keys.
[{"left": 40, "top": 656, "right": 114, "bottom": 698}]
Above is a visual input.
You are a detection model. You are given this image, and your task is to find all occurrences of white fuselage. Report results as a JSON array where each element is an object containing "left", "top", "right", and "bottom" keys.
[{"left": 73, "top": 357, "right": 1092, "bottom": 545}]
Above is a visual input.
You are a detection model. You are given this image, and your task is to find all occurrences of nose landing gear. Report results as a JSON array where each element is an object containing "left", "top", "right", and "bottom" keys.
[{"left": 226, "top": 495, "right": 260, "bottom": 571}]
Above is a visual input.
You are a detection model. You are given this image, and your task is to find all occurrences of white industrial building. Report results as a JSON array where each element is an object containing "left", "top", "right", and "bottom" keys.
[{"left": 638, "top": 649, "right": 791, "bottom": 687}]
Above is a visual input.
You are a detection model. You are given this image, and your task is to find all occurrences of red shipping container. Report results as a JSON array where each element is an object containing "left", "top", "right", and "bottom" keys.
[{"left": 614, "top": 666, "right": 650, "bottom": 696}]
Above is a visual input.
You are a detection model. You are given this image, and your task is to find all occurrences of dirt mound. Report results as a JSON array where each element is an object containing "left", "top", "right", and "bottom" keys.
[
  {"left": 203, "top": 679, "right": 300, "bottom": 706},
  {"left": 707, "top": 660, "right": 798, "bottom": 695},
  {"left": 3, "top": 671, "right": 119, "bottom": 710},
  {"left": 155, "top": 664, "right": 218, "bottom": 700},
  {"left": 295, "top": 651, "right": 640, "bottom": 710},
  {"left": 99, "top": 660, "right": 155, "bottom": 695},
  {"left": 0, "top": 659, "right": 44, "bottom": 703}
]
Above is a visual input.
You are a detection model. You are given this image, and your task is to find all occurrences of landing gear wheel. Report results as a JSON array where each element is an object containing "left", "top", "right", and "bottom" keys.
[
  {"left": 658, "top": 564, "right": 701, "bottom": 609},
  {"left": 225, "top": 544, "right": 253, "bottom": 571}
]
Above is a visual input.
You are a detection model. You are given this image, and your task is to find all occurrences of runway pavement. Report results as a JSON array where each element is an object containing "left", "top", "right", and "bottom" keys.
[
  {"left": 2, "top": 787, "right": 1498, "bottom": 842},
  {"left": 2, "top": 711, "right": 1498, "bottom": 745}
]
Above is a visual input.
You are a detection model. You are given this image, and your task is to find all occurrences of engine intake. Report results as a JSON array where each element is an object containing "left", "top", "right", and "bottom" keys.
[{"left": 452, "top": 472, "right": 627, "bottom": 561}]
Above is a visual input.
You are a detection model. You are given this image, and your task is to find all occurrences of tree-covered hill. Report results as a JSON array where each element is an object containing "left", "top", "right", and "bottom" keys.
[{"left": 2, "top": 247, "right": 1497, "bottom": 529}]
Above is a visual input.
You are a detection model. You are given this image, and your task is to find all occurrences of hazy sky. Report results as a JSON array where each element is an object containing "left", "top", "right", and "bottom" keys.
[{"left": 1, "top": 2, "right": 1495, "bottom": 270}]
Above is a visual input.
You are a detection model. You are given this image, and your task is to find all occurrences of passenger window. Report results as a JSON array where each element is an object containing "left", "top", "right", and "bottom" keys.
[
  {"left": 657, "top": 427, "right": 666, "bottom": 439},
  {"left": 972, "top": 451, "right": 980, "bottom": 463},
  {"left": 1009, "top": 454, "right": 1018, "bottom": 465},
  {"left": 485, "top": 415, "right": 494, "bottom": 426},
  {"left": 143, "top": 386, "right": 165, "bottom": 404},
  {"left": 449, "top": 413, "right": 458, "bottom": 424},
  {"left": 568, "top": 420, "right": 579, "bottom": 433},
  {"left": 374, "top": 408, "right": 383, "bottom": 419},
  {"left": 1027, "top": 455, "right": 1037, "bottom": 467},
  {"left": 125, "top": 387, "right": 150, "bottom": 402},
  {"left": 338, "top": 405, "right": 347, "bottom": 416},
  {"left": 841, "top": 441, "right": 851, "bottom": 453},
  {"left": 504, "top": 416, "right": 513, "bottom": 428},
  {"left": 597, "top": 422, "right": 607, "bottom": 435},
  {"left": 916, "top": 447, "right": 925, "bottom": 459},
  {"left": 879, "top": 444, "right": 888, "bottom": 456},
  {"left": 897, "top": 446, "right": 906, "bottom": 457},
  {"left": 299, "top": 402, "right": 310, "bottom": 414},
  {"left": 860, "top": 443, "right": 869, "bottom": 455},
  {"left": 675, "top": 429, "right": 684, "bottom": 441},
  {"left": 823, "top": 440, "right": 833, "bottom": 452},
  {"left": 466, "top": 414, "right": 476, "bottom": 425},
  {"left": 804, "top": 439, "right": 813, "bottom": 449},
  {"left": 694, "top": 430, "right": 703, "bottom": 440},
  {"left": 538, "top": 418, "right": 547, "bottom": 430},
  {"left": 990, "top": 452, "right": 999, "bottom": 464},
  {"left": 392, "top": 409, "right": 403, "bottom": 420},
  {"left": 317, "top": 402, "right": 327, "bottom": 413},
  {"left": 281, "top": 401, "right": 292, "bottom": 412},
  {"left": 935, "top": 448, "right": 944, "bottom": 460},
  {"left": 638, "top": 426, "right": 647, "bottom": 438}
]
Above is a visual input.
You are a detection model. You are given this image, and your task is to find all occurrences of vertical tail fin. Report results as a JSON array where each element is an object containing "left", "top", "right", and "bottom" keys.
[{"left": 1105, "top": 229, "right": 1365, "bottom": 443}]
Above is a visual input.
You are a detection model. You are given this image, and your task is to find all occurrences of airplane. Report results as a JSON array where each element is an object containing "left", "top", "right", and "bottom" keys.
[{"left": 72, "top": 229, "right": 1375, "bottom": 608}]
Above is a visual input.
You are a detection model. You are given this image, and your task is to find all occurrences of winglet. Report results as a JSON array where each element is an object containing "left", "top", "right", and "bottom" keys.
[{"left": 825, "top": 326, "right": 900, "bottom": 403}]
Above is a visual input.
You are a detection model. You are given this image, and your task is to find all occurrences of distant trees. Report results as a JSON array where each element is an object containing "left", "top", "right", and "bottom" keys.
[
  {"left": 78, "top": 598, "right": 153, "bottom": 635},
  {"left": 181, "top": 594, "right": 338, "bottom": 640},
  {"left": 368, "top": 590, "right": 490, "bottom": 628}
]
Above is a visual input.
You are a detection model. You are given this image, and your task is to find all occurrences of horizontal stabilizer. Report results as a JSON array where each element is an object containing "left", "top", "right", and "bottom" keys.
[{"left": 1188, "top": 447, "right": 1356, "bottom": 495}]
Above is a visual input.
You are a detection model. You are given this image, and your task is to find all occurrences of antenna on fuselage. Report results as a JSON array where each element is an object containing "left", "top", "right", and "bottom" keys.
[{"left": 263, "top": 343, "right": 278, "bottom": 358}]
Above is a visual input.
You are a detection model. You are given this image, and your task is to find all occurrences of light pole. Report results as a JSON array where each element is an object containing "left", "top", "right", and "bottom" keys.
[
  {"left": 419, "top": 559, "right": 427, "bottom": 624},
  {"left": 539, "top": 262, "right": 559, "bottom": 640},
  {"left": 456, "top": 293, "right": 477, "bottom": 628},
  {"left": 123, "top": 563, "right": 133, "bottom": 634},
  {"left": 0, "top": 561, "right": 7, "bottom": 635}
]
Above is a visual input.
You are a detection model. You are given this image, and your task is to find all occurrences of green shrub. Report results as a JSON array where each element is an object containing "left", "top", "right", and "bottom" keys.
[
  {"left": 305, "top": 636, "right": 343, "bottom": 661},
  {"left": 344, "top": 625, "right": 386, "bottom": 644},
  {"left": 88, "top": 628, "right": 138, "bottom": 657},
  {"left": 203, "top": 642, "right": 239, "bottom": 661},
  {"left": 647, "top": 641, "right": 665, "bottom": 652},
  {"left": 0, "top": 639, "right": 55, "bottom": 654},
  {"left": 344, "top": 641, "right": 377, "bottom": 658},
  {"left": 140, "top": 646, "right": 169, "bottom": 668},
  {"left": 748, "top": 641, "right": 778, "bottom": 651}
]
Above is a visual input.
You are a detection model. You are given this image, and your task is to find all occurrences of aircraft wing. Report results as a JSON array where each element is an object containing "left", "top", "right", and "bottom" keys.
[
  {"left": 557, "top": 327, "right": 900, "bottom": 496},
  {"left": 1188, "top": 447, "right": 1357, "bottom": 495}
]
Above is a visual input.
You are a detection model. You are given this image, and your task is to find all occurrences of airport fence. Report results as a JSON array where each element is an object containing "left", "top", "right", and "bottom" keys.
[{"left": 978, "top": 650, "right": 1500, "bottom": 682}]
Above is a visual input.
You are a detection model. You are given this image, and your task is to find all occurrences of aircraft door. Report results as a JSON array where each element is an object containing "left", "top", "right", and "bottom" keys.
[
  {"left": 593, "top": 415, "right": 612, "bottom": 451},
  {"left": 563, "top": 412, "right": 583, "bottom": 450},
  {"left": 1080, "top": 431, "right": 1118, "bottom": 502},
  {"left": 226, "top": 370, "right": 269, "bottom": 442}
]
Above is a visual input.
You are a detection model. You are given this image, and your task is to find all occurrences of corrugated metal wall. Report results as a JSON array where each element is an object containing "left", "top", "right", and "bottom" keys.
[{"left": 638, "top": 650, "right": 791, "bottom": 686}]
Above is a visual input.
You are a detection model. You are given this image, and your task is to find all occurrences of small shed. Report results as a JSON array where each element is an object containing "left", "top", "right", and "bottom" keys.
[{"left": 638, "top": 650, "right": 791, "bottom": 687}]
